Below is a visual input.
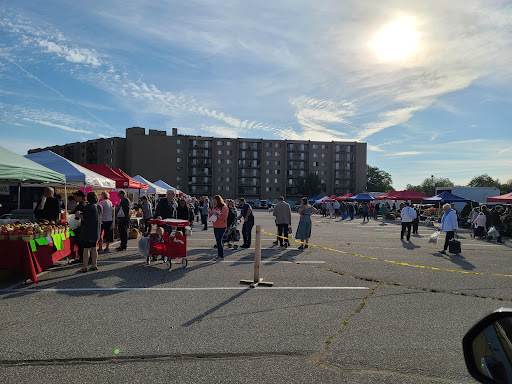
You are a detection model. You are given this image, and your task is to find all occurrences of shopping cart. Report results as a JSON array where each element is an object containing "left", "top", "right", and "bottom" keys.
[{"left": 146, "top": 218, "right": 190, "bottom": 270}]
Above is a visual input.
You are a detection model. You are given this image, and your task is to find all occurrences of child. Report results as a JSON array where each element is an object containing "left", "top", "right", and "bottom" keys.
[{"left": 153, "top": 226, "right": 166, "bottom": 243}]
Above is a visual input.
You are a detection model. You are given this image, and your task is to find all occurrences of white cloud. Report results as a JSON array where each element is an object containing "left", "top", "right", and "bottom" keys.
[
  {"left": 37, "top": 39, "right": 101, "bottom": 66},
  {"left": 367, "top": 144, "right": 384, "bottom": 152},
  {"left": 384, "top": 151, "right": 424, "bottom": 157},
  {"left": 22, "top": 117, "right": 92, "bottom": 134}
]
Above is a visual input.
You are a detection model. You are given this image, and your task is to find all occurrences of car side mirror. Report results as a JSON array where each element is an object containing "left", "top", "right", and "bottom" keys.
[{"left": 463, "top": 308, "right": 512, "bottom": 383}]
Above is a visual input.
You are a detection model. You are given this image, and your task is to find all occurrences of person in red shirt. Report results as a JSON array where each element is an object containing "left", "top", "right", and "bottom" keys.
[{"left": 208, "top": 195, "right": 229, "bottom": 261}]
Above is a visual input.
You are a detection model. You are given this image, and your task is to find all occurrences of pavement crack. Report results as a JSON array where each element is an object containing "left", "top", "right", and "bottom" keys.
[{"left": 0, "top": 351, "right": 310, "bottom": 367}]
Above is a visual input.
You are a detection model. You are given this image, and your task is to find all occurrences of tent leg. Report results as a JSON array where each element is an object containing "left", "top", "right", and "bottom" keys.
[{"left": 17, "top": 183, "right": 21, "bottom": 209}]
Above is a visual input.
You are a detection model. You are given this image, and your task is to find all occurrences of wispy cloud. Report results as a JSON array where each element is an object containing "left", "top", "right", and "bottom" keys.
[
  {"left": 384, "top": 151, "right": 423, "bottom": 157},
  {"left": 37, "top": 39, "right": 101, "bottom": 66},
  {"left": 22, "top": 117, "right": 92, "bottom": 134}
]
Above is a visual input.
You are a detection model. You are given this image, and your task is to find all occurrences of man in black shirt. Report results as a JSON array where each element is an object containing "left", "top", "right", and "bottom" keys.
[
  {"left": 237, "top": 197, "right": 254, "bottom": 248},
  {"left": 70, "top": 190, "right": 86, "bottom": 263},
  {"left": 116, "top": 190, "right": 131, "bottom": 251},
  {"left": 34, "top": 187, "right": 60, "bottom": 222}
]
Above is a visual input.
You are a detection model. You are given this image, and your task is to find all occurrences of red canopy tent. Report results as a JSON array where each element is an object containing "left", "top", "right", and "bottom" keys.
[
  {"left": 80, "top": 164, "right": 148, "bottom": 189},
  {"left": 375, "top": 190, "right": 428, "bottom": 201},
  {"left": 487, "top": 192, "right": 512, "bottom": 203},
  {"left": 337, "top": 193, "right": 354, "bottom": 201},
  {"left": 114, "top": 168, "right": 149, "bottom": 190},
  {"left": 328, "top": 194, "right": 338, "bottom": 200}
]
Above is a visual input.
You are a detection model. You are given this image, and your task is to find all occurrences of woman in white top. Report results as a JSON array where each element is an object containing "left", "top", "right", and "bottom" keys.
[
  {"left": 98, "top": 191, "right": 114, "bottom": 253},
  {"left": 473, "top": 212, "right": 487, "bottom": 238}
]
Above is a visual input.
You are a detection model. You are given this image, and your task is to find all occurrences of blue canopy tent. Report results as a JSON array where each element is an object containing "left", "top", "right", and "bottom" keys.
[
  {"left": 422, "top": 191, "right": 470, "bottom": 203},
  {"left": 346, "top": 193, "right": 374, "bottom": 202},
  {"left": 309, "top": 197, "right": 320, "bottom": 204}
]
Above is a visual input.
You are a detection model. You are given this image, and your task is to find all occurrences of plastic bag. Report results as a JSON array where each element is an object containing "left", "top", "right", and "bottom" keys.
[
  {"left": 487, "top": 226, "right": 499, "bottom": 239},
  {"left": 138, "top": 236, "right": 150, "bottom": 257},
  {"left": 424, "top": 218, "right": 432, "bottom": 227},
  {"left": 428, "top": 231, "right": 439, "bottom": 244},
  {"left": 68, "top": 216, "right": 81, "bottom": 229}
]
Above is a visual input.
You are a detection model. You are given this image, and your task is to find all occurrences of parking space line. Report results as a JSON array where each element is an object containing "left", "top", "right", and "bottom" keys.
[{"left": 0, "top": 286, "right": 369, "bottom": 292}]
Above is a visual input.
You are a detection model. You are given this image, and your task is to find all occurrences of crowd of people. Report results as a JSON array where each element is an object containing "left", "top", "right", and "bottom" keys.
[{"left": 56, "top": 186, "right": 512, "bottom": 271}]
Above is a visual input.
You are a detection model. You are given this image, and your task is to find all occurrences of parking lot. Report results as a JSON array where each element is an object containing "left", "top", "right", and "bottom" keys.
[{"left": 2, "top": 211, "right": 512, "bottom": 383}]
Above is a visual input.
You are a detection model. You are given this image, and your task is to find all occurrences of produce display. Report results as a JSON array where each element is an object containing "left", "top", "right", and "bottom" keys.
[
  {"left": 131, "top": 208, "right": 143, "bottom": 217},
  {"left": 0, "top": 220, "right": 70, "bottom": 241}
]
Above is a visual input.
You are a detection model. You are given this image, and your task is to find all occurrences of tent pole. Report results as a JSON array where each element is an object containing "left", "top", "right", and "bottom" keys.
[
  {"left": 17, "top": 183, "right": 21, "bottom": 209},
  {"left": 64, "top": 182, "right": 68, "bottom": 221}
]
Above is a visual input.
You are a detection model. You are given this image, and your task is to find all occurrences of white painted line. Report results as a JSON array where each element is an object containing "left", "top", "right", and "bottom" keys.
[
  {"left": 0, "top": 286, "right": 369, "bottom": 292},
  {"left": 96, "top": 260, "right": 326, "bottom": 264}
]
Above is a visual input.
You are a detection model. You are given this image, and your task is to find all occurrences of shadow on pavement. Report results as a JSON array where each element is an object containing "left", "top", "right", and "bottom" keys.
[{"left": 432, "top": 252, "right": 476, "bottom": 271}]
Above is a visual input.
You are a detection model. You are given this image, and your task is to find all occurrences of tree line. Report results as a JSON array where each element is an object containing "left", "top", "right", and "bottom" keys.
[{"left": 294, "top": 166, "right": 512, "bottom": 197}]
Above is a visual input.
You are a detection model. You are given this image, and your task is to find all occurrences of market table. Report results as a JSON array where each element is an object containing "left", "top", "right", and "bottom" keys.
[{"left": 0, "top": 235, "right": 77, "bottom": 283}]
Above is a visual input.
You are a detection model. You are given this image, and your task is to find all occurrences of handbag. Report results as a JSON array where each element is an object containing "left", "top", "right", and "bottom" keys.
[{"left": 448, "top": 235, "right": 461, "bottom": 254}]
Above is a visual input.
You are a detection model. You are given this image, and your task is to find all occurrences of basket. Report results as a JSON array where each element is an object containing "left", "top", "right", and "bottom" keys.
[
  {"left": 9, "top": 234, "right": 21, "bottom": 241},
  {"left": 21, "top": 235, "right": 34, "bottom": 241},
  {"left": 0, "top": 234, "right": 7, "bottom": 240}
]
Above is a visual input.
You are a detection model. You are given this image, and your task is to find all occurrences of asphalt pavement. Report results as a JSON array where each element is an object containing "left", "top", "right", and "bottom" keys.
[{"left": 2, "top": 210, "right": 511, "bottom": 383}]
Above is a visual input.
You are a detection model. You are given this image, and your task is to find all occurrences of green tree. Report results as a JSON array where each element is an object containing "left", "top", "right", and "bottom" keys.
[
  {"left": 467, "top": 174, "right": 501, "bottom": 189},
  {"left": 499, "top": 179, "right": 512, "bottom": 193},
  {"left": 366, "top": 165, "right": 393, "bottom": 192},
  {"left": 295, "top": 172, "right": 326, "bottom": 197},
  {"left": 406, "top": 176, "right": 454, "bottom": 196}
]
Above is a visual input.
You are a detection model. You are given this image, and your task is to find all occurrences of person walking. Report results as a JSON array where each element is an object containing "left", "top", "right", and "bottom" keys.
[
  {"left": 295, "top": 197, "right": 318, "bottom": 249},
  {"left": 76, "top": 192, "right": 102, "bottom": 272},
  {"left": 400, "top": 202, "right": 417, "bottom": 241},
  {"left": 201, "top": 197, "right": 209, "bottom": 230},
  {"left": 272, "top": 196, "right": 292, "bottom": 247},
  {"left": 473, "top": 212, "right": 487, "bottom": 238},
  {"left": 98, "top": 191, "right": 114, "bottom": 254},
  {"left": 412, "top": 205, "right": 420, "bottom": 235},
  {"left": 348, "top": 203, "right": 355, "bottom": 220},
  {"left": 209, "top": 195, "right": 229, "bottom": 261},
  {"left": 362, "top": 202, "right": 370, "bottom": 222},
  {"left": 488, "top": 206, "right": 503, "bottom": 243},
  {"left": 333, "top": 200, "right": 340, "bottom": 218},
  {"left": 70, "top": 190, "right": 86, "bottom": 263},
  {"left": 115, "top": 190, "right": 130, "bottom": 252},
  {"left": 141, "top": 195, "right": 152, "bottom": 233},
  {"left": 438, "top": 203, "right": 458, "bottom": 254},
  {"left": 237, "top": 197, "right": 254, "bottom": 248}
]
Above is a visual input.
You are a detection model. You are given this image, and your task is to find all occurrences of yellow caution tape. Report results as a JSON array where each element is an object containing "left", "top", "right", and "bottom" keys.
[{"left": 260, "top": 230, "right": 512, "bottom": 278}]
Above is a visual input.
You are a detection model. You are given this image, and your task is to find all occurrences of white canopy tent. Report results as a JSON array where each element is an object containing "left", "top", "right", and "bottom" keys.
[
  {"left": 153, "top": 180, "right": 177, "bottom": 192},
  {"left": 128, "top": 175, "right": 166, "bottom": 196}
]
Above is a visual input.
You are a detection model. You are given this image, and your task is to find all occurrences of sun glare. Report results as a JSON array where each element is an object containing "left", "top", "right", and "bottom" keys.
[{"left": 370, "top": 17, "right": 419, "bottom": 62}]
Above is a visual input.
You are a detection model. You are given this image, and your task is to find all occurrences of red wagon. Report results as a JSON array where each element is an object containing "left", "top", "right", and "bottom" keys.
[{"left": 146, "top": 219, "right": 189, "bottom": 269}]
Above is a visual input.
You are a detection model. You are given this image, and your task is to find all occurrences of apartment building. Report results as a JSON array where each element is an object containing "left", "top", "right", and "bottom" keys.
[{"left": 29, "top": 127, "right": 367, "bottom": 201}]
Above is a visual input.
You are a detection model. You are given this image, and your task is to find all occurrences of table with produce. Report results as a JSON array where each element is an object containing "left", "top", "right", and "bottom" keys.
[{"left": 0, "top": 220, "right": 78, "bottom": 283}]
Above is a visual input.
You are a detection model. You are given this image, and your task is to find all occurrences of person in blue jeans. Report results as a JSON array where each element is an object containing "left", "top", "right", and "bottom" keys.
[
  {"left": 237, "top": 197, "right": 254, "bottom": 248},
  {"left": 208, "top": 195, "right": 229, "bottom": 261}
]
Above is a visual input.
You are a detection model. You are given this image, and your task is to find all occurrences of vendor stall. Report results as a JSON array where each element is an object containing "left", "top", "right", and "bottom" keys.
[
  {"left": 0, "top": 146, "right": 74, "bottom": 283},
  {"left": 130, "top": 175, "right": 166, "bottom": 196},
  {"left": 487, "top": 192, "right": 512, "bottom": 203}
]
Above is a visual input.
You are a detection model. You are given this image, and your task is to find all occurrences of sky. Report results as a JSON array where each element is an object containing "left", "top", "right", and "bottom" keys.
[{"left": 1, "top": 0, "right": 512, "bottom": 189}]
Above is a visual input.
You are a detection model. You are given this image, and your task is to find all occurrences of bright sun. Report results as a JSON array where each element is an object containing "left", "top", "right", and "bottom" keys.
[{"left": 370, "top": 17, "right": 419, "bottom": 62}]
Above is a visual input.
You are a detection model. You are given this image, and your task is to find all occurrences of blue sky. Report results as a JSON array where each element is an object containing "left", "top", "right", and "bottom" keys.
[{"left": 1, "top": 0, "right": 512, "bottom": 189}]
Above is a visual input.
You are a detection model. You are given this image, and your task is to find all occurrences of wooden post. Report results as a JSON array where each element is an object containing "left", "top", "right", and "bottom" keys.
[
  {"left": 240, "top": 225, "right": 273, "bottom": 288},
  {"left": 253, "top": 225, "right": 261, "bottom": 282}
]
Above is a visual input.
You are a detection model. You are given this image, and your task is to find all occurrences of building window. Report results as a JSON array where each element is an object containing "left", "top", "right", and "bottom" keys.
[
  {"left": 218, "top": 150, "right": 223, "bottom": 155},
  {"left": 226, "top": 141, "right": 232, "bottom": 146},
  {"left": 265, "top": 143, "right": 272, "bottom": 148},
  {"left": 218, "top": 177, "right": 224, "bottom": 182},
  {"left": 312, "top": 144, "right": 319, "bottom": 149},
  {"left": 110, "top": 140, "right": 114, "bottom": 145},
  {"left": 275, "top": 143, "right": 281, "bottom": 148},
  {"left": 265, "top": 178, "right": 271, "bottom": 183},
  {"left": 275, "top": 161, "right": 280, "bottom": 165},
  {"left": 226, "top": 177, "right": 232, "bottom": 182},
  {"left": 313, "top": 153, "right": 319, "bottom": 158},
  {"left": 274, "top": 179, "right": 279, "bottom": 183},
  {"left": 266, "top": 151, "right": 271, "bottom": 156},
  {"left": 321, "top": 153, "right": 327, "bottom": 158},
  {"left": 265, "top": 160, "right": 271, "bottom": 165},
  {"left": 322, "top": 144, "right": 328, "bottom": 149},
  {"left": 218, "top": 167, "right": 223, "bottom": 173},
  {"left": 266, "top": 187, "right": 271, "bottom": 192},
  {"left": 226, "top": 159, "right": 231, "bottom": 164},
  {"left": 177, "top": 139, "right": 183, "bottom": 145},
  {"left": 226, "top": 168, "right": 232, "bottom": 173},
  {"left": 274, "top": 152, "right": 279, "bottom": 157},
  {"left": 275, "top": 170, "right": 280, "bottom": 175},
  {"left": 226, "top": 150, "right": 232, "bottom": 155},
  {"left": 275, "top": 187, "right": 280, "bottom": 191},
  {"left": 217, "top": 140, "right": 224, "bottom": 146},
  {"left": 218, "top": 186, "right": 224, "bottom": 191},
  {"left": 266, "top": 169, "right": 271, "bottom": 174},
  {"left": 226, "top": 186, "right": 230, "bottom": 191},
  {"left": 321, "top": 162, "right": 326, "bottom": 166},
  {"left": 176, "top": 176, "right": 182, "bottom": 181},
  {"left": 177, "top": 157, "right": 182, "bottom": 163},
  {"left": 313, "top": 162, "right": 319, "bottom": 166},
  {"left": 218, "top": 159, "right": 224, "bottom": 164},
  {"left": 177, "top": 148, "right": 182, "bottom": 154}
]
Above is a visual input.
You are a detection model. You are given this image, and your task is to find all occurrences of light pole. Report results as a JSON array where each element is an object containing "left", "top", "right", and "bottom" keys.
[{"left": 431, "top": 175, "right": 434, "bottom": 195}]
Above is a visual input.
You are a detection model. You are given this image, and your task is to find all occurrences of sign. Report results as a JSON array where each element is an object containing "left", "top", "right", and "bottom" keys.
[{"left": 0, "top": 185, "right": 10, "bottom": 196}]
